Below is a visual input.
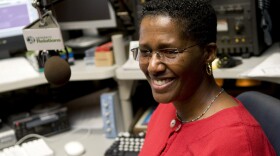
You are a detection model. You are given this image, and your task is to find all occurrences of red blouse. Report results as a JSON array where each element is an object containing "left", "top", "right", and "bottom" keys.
[{"left": 139, "top": 99, "right": 276, "bottom": 156}]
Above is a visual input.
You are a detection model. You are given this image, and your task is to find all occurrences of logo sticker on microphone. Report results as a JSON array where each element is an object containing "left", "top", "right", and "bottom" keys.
[
  {"left": 26, "top": 36, "right": 62, "bottom": 44},
  {"left": 23, "top": 13, "right": 64, "bottom": 51}
]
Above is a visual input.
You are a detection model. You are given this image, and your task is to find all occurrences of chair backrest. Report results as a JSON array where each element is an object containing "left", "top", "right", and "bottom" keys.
[{"left": 236, "top": 91, "right": 280, "bottom": 155}]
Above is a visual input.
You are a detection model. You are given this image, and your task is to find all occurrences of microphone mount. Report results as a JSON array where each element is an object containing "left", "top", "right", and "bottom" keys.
[{"left": 32, "top": 0, "right": 63, "bottom": 27}]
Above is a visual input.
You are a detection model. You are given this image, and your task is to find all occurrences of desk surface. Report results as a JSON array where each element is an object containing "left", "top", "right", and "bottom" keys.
[
  {"left": 46, "top": 129, "right": 114, "bottom": 156},
  {"left": 0, "top": 60, "right": 117, "bottom": 93},
  {"left": 116, "top": 42, "right": 280, "bottom": 84}
]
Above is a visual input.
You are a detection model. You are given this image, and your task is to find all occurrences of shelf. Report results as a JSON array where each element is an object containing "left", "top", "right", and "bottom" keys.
[
  {"left": 0, "top": 60, "right": 117, "bottom": 93},
  {"left": 116, "top": 43, "right": 280, "bottom": 84},
  {"left": 70, "top": 61, "right": 117, "bottom": 81},
  {"left": 116, "top": 67, "right": 145, "bottom": 80}
]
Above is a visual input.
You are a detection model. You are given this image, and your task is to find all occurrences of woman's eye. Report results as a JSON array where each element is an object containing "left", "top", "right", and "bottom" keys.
[
  {"left": 140, "top": 49, "right": 151, "bottom": 54},
  {"left": 161, "top": 49, "right": 177, "bottom": 54}
]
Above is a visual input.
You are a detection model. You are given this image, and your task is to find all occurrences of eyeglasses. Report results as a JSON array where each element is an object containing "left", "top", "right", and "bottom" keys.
[{"left": 130, "top": 44, "right": 198, "bottom": 63}]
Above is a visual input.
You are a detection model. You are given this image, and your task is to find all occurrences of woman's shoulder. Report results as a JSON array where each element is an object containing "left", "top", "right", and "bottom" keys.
[
  {"left": 186, "top": 123, "right": 276, "bottom": 155},
  {"left": 206, "top": 96, "right": 261, "bottom": 127},
  {"left": 184, "top": 107, "right": 276, "bottom": 155}
]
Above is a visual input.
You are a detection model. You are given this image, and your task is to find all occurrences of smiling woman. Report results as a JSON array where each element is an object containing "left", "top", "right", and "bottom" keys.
[{"left": 134, "top": 0, "right": 277, "bottom": 156}]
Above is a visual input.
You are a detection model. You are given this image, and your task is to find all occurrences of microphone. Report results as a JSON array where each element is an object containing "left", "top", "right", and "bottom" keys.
[
  {"left": 22, "top": 2, "right": 71, "bottom": 86},
  {"left": 44, "top": 56, "right": 71, "bottom": 87}
]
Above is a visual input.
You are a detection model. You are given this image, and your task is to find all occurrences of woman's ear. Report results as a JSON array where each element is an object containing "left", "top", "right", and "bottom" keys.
[{"left": 204, "top": 42, "right": 217, "bottom": 63}]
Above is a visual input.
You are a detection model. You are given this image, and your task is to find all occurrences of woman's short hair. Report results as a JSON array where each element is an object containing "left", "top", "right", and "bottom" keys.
[{"left": 140, "top": 0, "right": 217, "bottom": 46}]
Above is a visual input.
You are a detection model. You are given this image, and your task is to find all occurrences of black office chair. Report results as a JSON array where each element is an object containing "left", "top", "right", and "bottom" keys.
[{"left": 236, "top": 91, "right": 280, "bottom": 155}]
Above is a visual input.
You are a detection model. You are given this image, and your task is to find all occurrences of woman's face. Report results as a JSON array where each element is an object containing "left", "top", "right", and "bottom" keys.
[{"left": 139, "top": 15, "right": 207, "bottom": 103}]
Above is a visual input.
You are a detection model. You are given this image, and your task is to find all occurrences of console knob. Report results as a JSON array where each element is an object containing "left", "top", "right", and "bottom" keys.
[{"left": 235, "top": 21, "right": 244, "bottom": 34}]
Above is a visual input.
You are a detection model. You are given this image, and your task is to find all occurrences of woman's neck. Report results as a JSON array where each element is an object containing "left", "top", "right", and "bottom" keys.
[{"left": 173, "top": 78, "right": 221, "bottom": 122}]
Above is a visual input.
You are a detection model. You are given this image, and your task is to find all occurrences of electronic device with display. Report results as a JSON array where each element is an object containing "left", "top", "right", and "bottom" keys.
[
  {"left": 9, "top": 106, "right": 70, "bottom": 140},
  {"left": 0, "top": 0, "right": 38, "bottom": 59},
  {"left": 211, "top": 0, "right": 272, "bottom": 58},
  {"left": 52, "top": 0, "right": 117, "bottom": 48}
]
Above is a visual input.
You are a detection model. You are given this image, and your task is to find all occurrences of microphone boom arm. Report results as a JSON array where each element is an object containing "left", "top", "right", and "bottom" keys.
[{"left": 32, "top": 0, "right": 64, "bottom": 26}]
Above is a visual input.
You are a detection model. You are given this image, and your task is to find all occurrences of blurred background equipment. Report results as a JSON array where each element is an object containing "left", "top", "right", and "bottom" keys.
[
  {"left": 211, "top": 0, "right": 273, "bottom": 58},
  {"left": 0, "top": 0, "right": 38, "bottom": 59}
]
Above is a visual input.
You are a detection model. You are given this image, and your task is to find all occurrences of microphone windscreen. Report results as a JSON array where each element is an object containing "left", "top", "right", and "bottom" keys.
[{"left": 44, "top": 56, "right": 71, "bottom": 87}]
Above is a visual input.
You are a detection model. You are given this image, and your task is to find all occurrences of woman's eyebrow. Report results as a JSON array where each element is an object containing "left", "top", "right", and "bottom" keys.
[{"left": 139, "top": 43, "right": 174, "bottom": 49}]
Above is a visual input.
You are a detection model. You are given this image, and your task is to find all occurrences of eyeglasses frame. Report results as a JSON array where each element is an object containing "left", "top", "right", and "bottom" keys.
[{"left": 130, "top": 44, "right": 199, "bottom": 63}]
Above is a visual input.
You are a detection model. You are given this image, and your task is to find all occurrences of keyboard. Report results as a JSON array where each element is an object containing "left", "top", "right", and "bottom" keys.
[
  {"left": 105, "top": 132, "right": 145, "bottom": 156},
  {"left": 0, "top": 139, "right": 54, "bottom": 156}
]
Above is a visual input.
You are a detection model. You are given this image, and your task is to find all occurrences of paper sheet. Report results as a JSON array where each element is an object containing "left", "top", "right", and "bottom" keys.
[
  {"left": 66, "top": 89, "right": 110, "bottom": 130},
  {"left": 0, "top": 57, "right": 40, "bottom": 84},
  {"left": 122, "top": 59, "right": 140, "bottom": 70},
  {"left": 69, "top": 104, "right": 103, "bottom": 129},
  {"left": 242, "top": 53, "right": 280, "bottom": 77},
  {"left": 122, "top": 41, "right": 140, "bottom": 70}
]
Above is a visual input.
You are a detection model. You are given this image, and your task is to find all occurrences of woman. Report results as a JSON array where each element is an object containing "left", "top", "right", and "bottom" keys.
[{"left": 130, "top": 0, "right": 276, "bottom": 155}]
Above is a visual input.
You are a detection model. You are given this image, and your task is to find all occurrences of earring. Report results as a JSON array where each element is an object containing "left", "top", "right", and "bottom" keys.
[{"left": 206, "top": 63, "right": 212, "bottom": 76}]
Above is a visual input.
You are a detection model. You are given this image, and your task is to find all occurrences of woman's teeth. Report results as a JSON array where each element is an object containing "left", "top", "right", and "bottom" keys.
[{"left": 154, "top": 79, "right": 170, "bottom": 86}]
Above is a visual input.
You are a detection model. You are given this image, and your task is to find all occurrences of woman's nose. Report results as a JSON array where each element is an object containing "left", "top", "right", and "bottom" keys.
[{"left": 147, "top": 53, "right": 165, "bottom": 74}]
